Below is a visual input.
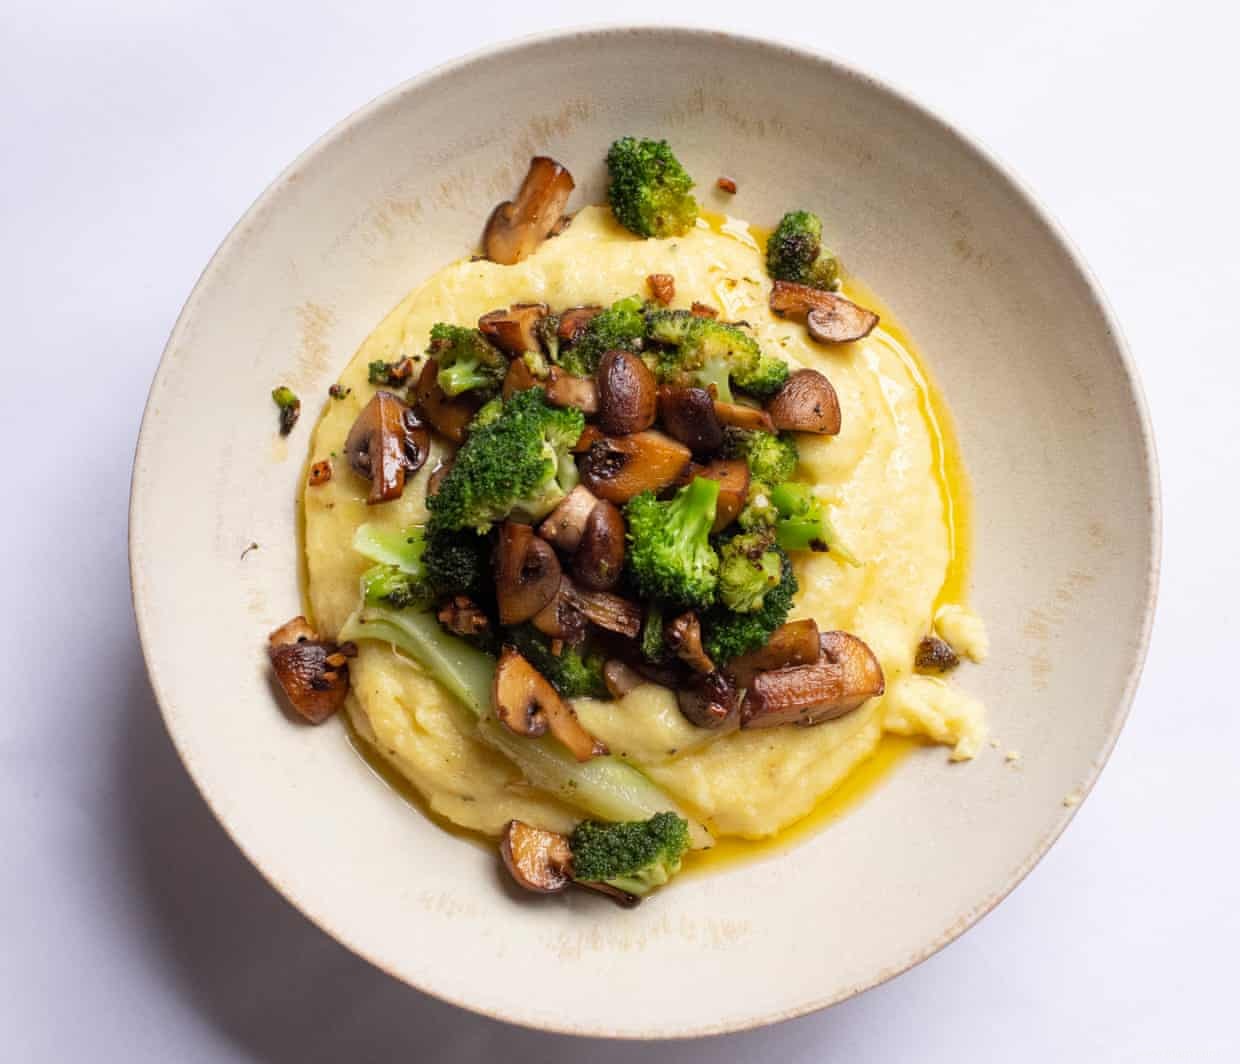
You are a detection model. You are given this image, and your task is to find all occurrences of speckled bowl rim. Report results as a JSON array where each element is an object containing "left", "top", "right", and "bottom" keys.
[{"left": 129, "top": 24, "right": 1161, "bottom": 1039}]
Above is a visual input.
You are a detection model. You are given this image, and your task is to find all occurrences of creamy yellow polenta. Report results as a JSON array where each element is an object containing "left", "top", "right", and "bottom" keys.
[{"left": 304, "top": 206, "right": 985, "bottom": 842}]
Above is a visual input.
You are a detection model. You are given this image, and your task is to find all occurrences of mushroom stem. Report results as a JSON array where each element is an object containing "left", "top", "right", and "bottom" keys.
[{"left": 482, "top": 156, "right": 576, "bottom": 265}]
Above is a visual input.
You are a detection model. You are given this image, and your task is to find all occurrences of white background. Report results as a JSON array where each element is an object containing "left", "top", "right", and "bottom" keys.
[{"left": 3, "top": 1, "right": 1236, "bottom": 1060}]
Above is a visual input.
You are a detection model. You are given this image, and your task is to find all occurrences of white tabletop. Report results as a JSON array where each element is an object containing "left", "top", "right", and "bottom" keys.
[{"left": 4, "top": 1, "right": 1236, "bottom": 1059}]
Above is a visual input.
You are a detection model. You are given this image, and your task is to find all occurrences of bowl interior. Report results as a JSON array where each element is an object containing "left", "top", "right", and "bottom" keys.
[{"left": 131, "top": 28, "right": 1157, "bottom": 1038}]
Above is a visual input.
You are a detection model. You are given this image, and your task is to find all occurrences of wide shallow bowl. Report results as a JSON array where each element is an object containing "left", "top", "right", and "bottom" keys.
[{"left": 130, "top": 27, "right": 1159, "bottom": 1039}]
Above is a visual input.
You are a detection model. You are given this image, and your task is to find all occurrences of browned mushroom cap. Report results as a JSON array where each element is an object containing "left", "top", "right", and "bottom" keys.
[
  {"left": 502, "top": 356, "right": 540, "bottom": 399},
  {"left": 412, "top": 359, "right": 483, "bottom": 443},
  {"left": 658, "top": 386, "right": 724, "bottom": 456},
  {"left": 713, "top": 399, "right": 775, "bottom": 434},
  {"left": 482, "top": 156, "right": 575, "bottom": 265},
  {"left": 437, "top": 596, "right": 491, "bottom": 639},
  {"left": 691, "top": 458, "right": 750, "bottom": 533},
  {"left": 769, "top": 280, "right": 879, "bottom": 343},
  {"left": 571, "top": 424, "right": 605, "bottom": 454},
  {"left": 677, "top": 671, "right": 741, "bottom": 729},
  {"left": 267, "top": 616, "right": 355, "bottom": 724},
  {"left": 580, "top": 430, "right": 692, "bottom": 504},
  {"left": 544, "top": 367, "right": 599, "bottom": 415},
  {"left": 496, "top": 521, "right": 562, "bottom": 625},
  {"left": 915, "top": 634, "right": 960, "bottom": 673},
  {"left": 557, "top": 305, "right": 603, "bottom": 344},
  {"left": 741, "top": 631, "right": 884, "bottom": 729},
  {"left": 603, "top": 659, "right": 645, "bottom": 699},
  {"left": 500, "top": 820, "right": 573, "bottom": 894},
  {"left": 493, "top": 645, "right": 607, "bottom": 761},
  {"left": 665, "top": 611, "right": 715, "bottom": 675},
  {"left": 724, "top": 619, "right": 821, "bottom": 688},
  {"left": 597, "top": 350, "right": 657, "bottom": 436},
  {"left": 537, "top": 484, "right": 599, "bottom": 552},
  {"left": 766, "top": 369, "right": 841, "bottom": 435},
  {"left": 572, "top": 500, "right": 626, "bottom": 591},
  {"left": 530, "top": 578, "right": 588, "bottom": 644},
  {"left": 564, "top": 582, "right": 642, "bottom": 638},
  {"left": 479, "top": 303, "right": 548, "bottom": 355},
  {"left": 344, "top": 391, "right": 430, "bottom": 504}
]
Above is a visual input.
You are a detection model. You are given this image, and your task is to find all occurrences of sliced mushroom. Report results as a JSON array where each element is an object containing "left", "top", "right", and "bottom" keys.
[
  {"left": 915, "top": 634, "right": 960, "bottom": 673},
  {"left": 596, "top": 349, "right": 657, "bottom": 436},
  {"left": 544, "top": 367, "right": 599, "bottom": 414},
  {"left": 538, "top": 484, "right": 599, "bottom": 552},
  {"left": 267, "top": 616, "right": 355, "bottom": 724},
  {"left": 557, "top": 305, "right": 604, "bottom": 344},
  {"left": 427, "top": 456, "right": 453, "bottom": 497},
  {"left": 482, "top": 156, "right": 575, "bottom": 265},
  {"left": 530, "top": 579, "right": 588, "bottom": 644},
  {"left": 769, "top": 280, "right": 879, "bottom": 342},
  {"left": 766, "top": 369, "right": 842, "bottom": 435},
  {"left": 741, "top": 631, "right": 884, "bottom": 728},
  {"left": 665, "top": 611, "right": 715, "bottom": 675},
  {"left": 658, "top": 386, "right": 724, "bottom": 455},
  {"left": 677, "top": 671, "right": 741, "bottom": 729},
  {"left": 580, "top": 430, "right": 692, "bottom": 504},
  {"left": 647, "top": 273, "right": 675, "bottom": 306},
  {"left": 496, "top": 521, "right": 562, "bottom": 625},
  {"left": 713, "top": 399, "right": 775, "bottom": 434},
  {"left": 412, "top": 358, "right": 483, "bottom": 443},
  {"left": 571, "top": 424, "right": 605, "bottom": 454},
  {"left": 564, "top": 582, "right": 642, "bottom": 638},
  {"left": 493, "top": 645, "right": 607, "bottom": 761},
  {"left": 500, "top": 819, "right": 573, "bottom": 894},
  {"left": 691, "top": 458, "right": 750, "bottom": 533},
  {"left": 502, "top": 356, "right": 540, "bottom": 399},
  {"left": 479, "top": 302, "right": 548, "bottom": 355},
  {"left": 437, "top": 596, "right": 491, "bottom": 639},
  {"left": 343, "top": 391, "right": 430, "bottom": 504},
  {"left": 603, "top": 659, "right": 645, "bottom": 699},
  {"left": 572, "top": 500, "right": 626, "bottom": 591},
  {"left": 725, "top": 619, "right": 821, "bottom": 688}
]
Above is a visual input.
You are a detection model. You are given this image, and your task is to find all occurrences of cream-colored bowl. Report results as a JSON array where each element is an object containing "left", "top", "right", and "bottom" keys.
[{"left": 130, "top": 28, "right": 1158, "bottom": 1038}]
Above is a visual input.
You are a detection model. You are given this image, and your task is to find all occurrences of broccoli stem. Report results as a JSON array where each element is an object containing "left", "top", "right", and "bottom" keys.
[{"left": 339, "top": 606, "right": 713, "bottom": 849}]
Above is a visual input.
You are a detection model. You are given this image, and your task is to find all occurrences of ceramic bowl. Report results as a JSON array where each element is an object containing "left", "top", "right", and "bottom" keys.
[{"left": 130, "top": 27, "right": 1159, "bottom": 1038}]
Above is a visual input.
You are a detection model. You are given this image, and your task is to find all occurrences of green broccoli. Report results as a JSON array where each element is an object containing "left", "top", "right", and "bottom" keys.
[
  {"left": 624, "top": 476, "right": 720, "bottom": 608},
  {"left": 717, "top": 531, "right": 783, "bottom": 614},
  {"left": 722, "top": 428, "right": 799, "bottom": 484},
  {"left": 423, "top": 528, "right": 491, "bottom": 598},
  {"left": 569, "top": 812, "right": 691, "bottom": 898},
  {"left": 606, "top": 137, "right": 698, "bottom": 239},
  {"left": 428, "top": 324, "right": 506, "bottom": 397},
  {"left": 737, "top": 480, "right": 779, "bottom": 532},
  {"left": 645, "top": 312, "right": 785, "bottom": 402},
  {"left": 507, "top": 625, "right": 609, "bottom": 699},
  {"left": 766, "top": 209, "right": 841, "bottom": 291},
  {"left": 353, "top": 522, "right": 489, "bottom": 603},
  {"left": 360, "top": 563, "right": 434, "bottom": 611},
  {"left": 271, "top": 385, "right": 300, "bottom": 435},
  {"left": 556, "top": 295, "right": 646, "bottom": 378},
  {"left": 640, "top": 601, "right": 667, "bottom": 663},
  {"left": 427, "top": 387, "right": 584, "bottom": 534},
  {"left": 701, "top": 548, "right": 797, "bottom": 663},
  {"left": 769, "top": 482, "right": 860, "bottom": 565}
]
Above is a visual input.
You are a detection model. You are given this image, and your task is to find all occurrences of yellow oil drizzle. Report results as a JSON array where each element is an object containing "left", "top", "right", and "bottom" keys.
[{"left": 299, "top": 213, "right": 974, "bottom": 871}]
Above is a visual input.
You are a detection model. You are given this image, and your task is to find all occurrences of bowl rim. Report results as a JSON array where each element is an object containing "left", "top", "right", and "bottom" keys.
[{"left": 129, "top": 23, "right": 1162, "bottom": 1039}]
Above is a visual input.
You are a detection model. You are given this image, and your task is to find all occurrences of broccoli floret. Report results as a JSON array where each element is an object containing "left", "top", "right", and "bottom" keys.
[
  {"left": 701, "top": 548, "right": 797, "bottom": 663},
  {"left": 766, "top": 210, "right": 841, "bottom": 291},
  {"left": 606, "top": 137, "right": 698, "bottom": 239},
  {"left": 646, "top": 313, "right": 775, "bottom": 403},
  {"left": 624, "top": 476, "right": 720, "bottom": 608},
  {"left": 722, "top": 428, "right": 799, "bottom": 484},
  {"left": 428, "top": 324, "right": 506, "bottom": 397},
  {"left": 557, "top": 295, "right": 646, "bottom": 377},
  {"left": 640, "top": 600, "right": 667, "bottom": 663},
  {"left": 732, "top": 352, "right": 790, "bottom": 398},
  {"left": 423, "top": 528, "right": 491, "bottom": 598},
  {"left": 717, "top": 531, "right": 782, "bottom": 614},
  {"left": 569, "top": 812, "right": 691, "bottom": 897},
  {"left": 507, "top": 625, "right": 609, "bottom": 699},
  {"left": 271, "top": 385, "right": 300, "bottom": 435},
  {"left": 737, "top": 480, "right": 779, "bottom": 532},
  {"left": 769, "top": 482, "right": 859, "bottom": 565},
  {"left": 427, "top": 388, "right": 584, "bottom": 534},
  {"left": 361, "top": 563, "right": 434, "bottom": 611}
]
